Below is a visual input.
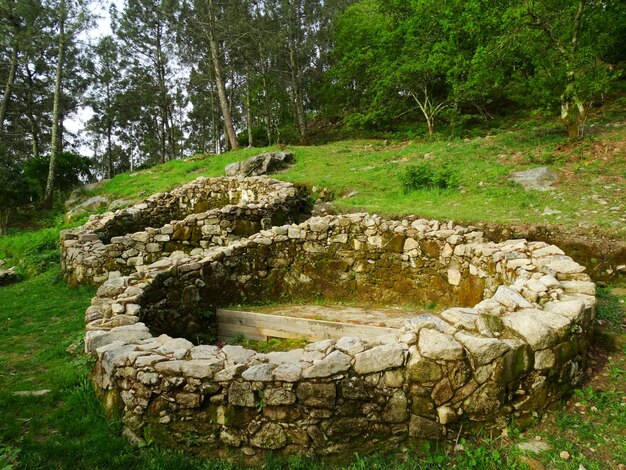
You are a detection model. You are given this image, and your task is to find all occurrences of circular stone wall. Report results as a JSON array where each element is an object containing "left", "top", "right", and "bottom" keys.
[
  {"left": 61, "top": 176, "right": 307, "bottom": 286},
  {"left": 67, "top": 178, "right": 597, "bottom": 462}
]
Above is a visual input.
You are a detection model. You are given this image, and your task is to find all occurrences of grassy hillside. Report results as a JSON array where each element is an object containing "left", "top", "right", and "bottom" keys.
[
  {"left": 77, "top": 118, "right": 626, "bottom": 240},
  {"left": 1, "top": 116, "right": 625, "bottom": 469}
]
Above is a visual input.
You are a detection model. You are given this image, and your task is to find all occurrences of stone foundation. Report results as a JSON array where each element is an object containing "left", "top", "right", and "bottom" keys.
[{"left": 62, "top": 177, "right": 597, "bottom": 461}]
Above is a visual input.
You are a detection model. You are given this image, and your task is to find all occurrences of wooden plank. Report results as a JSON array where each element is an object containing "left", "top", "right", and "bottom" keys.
[
  {"left": 217, "top": 324, "right": 267, "bottom": 342},
  {"left": 217, "top": 309, "right": 399, "bottom": 342}
]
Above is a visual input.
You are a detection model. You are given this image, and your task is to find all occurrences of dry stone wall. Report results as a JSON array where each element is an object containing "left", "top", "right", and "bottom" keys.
[
  {"left": 60, "top": 177, "right": 307, "bottom": 287},
  {"left": 63, "top": 178, "right": 597, "bottom": 462}
]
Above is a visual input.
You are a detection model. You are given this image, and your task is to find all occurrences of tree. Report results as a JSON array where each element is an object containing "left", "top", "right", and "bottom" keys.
[
  {"left": 42, "top": 0, "right": 65, "bottom": 207},
  {"left": 112, "top": 0, "right": 182, "bottom": 163},
  {"left": 330, "top": 0, "right": 624, "bottom": 138},
  {"left": 0, "top": 149, "right": 30, "bottom": 234},
  {"left": 85, "top": 35, "right": 123, "bottom": 179},
  {"left": 42, "top": 0, "right": 91, "bottom": 207},
  {"left": 521, "top": 0, "right": 621, "bottom": 137}
]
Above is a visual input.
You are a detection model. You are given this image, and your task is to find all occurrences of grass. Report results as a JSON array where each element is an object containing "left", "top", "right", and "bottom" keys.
[
  {"left": 1, "top": 112, "right": 625, "bottom": 468},
  {"left": 227, "top": 335, "right": 309, "bottom": 353},
  {"left": 66, "top": 117, "right": 626, "bottom": 241},
  {"left": 596, "top": 288, "right": 626, "bottom": 332}
]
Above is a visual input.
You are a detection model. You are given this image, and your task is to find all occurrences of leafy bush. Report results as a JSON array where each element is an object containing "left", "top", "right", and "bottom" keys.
[{"left": 400, "top": 161, "right": 458, "bottom": 192}]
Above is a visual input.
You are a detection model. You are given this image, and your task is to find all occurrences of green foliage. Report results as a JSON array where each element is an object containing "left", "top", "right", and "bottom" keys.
[
  {"left": 24, "top": 152, "right": 93, "bottom": 198},
  {"left": 400, "top": 161, "right": 458, "bottom": 192},
  {"left": 330, "top": 0, "right": 626, "bottom": 136},
  {"left": 0, "top": 223, "right": 63, "bottom": 276},
  {"left": 227, "top": 336, "right": 308, "bottom": 353},
  {"left": 0, "top": 445, "right": 19, "bottom": 470},
  {"left": 596, "top": 288, "right": 626, "bottom": 331}
]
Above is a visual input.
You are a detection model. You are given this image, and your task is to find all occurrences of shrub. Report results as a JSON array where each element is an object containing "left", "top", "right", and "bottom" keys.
[{"left": 400, "top": 161, "right": 458, "bottom": 192}]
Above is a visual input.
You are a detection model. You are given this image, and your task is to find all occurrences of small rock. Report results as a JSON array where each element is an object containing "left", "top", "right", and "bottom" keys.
[
  {"left": 509, "top": 167, "right": 557, "bottom": 191},
  {"left": 516, "top": 440, "right": 552, "bottom": 453},
  {"left": 542, "top": 206, "right": 561, "bottom": 216},
  {"left": 12, "top": 389, "right": 51, "bottom": 397},
  {"left": 559, "top": 450, "right": 570, "bottom": 460}
]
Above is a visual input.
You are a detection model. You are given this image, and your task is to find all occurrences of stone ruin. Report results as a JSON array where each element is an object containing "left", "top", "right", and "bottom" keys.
[{"left": 60, "top": 176, "right": 597, "bottom": 462}]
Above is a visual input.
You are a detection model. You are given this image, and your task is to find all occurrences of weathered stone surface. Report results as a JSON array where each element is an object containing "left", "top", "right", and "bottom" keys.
[
  {"left": 463, "top": 381, "right": 503, "bottom": 416},
  {"left": 303, "top": 351, "right": 352, "bottom": 378},
  {"left": 296, "top": 382, "right": 336, "bottom": 408},
  {"left": 189, "top": 345, "right": 221, "bottom": 359},
  {"left": 447, "top": 269, "right": 462, "bottom": 286},
  {"left": 509, "top": 167, "right": 557, "bottom": 191},
  {"left": 156, "top": 338, "right": 194, "bottom": 360},
  {"left": 454, "top": 331, "right": 510, "bottom": 366},
  {"left": 418, "top": 329, "right": 464, "bottom": 361},
  {"left": 560, "top": 281, "right": 595, "bottom": 296},
  {"left": 65, "top": 175, "right": 597, "bottom": 459},
  {"left": 214, "top": 364, "right": 245, "bottom": 381},
  {"left": 502, "top": 312, "right": 557, "bottom": 350},
  {"left": 409, "top": 415, "right": 445, "bottom": 439},
  {"left": 431, "top": 378, "right": 454, "bottom": 405},
  {"left": 87, "top": 329, "right": 152, "bottom": 354},
  {"left": 406, "top": 348, "right": 442, "bottom": 383},
  {"left": 539, "top": 257, "right": 586, "bottom": 275},
  {"left": 493, "top": 286, "right": 534, "bottom": 310},
  {"left": 516, "top": 440, "right": 552, "bottom": 453},
  {"left": 264, "top": 388, "right": 296, "bottom": 406},
  {"left": 228, "top": 382, "right": 255, "bottom": 407},
  {"left": 0, "top": 266, "right": 20, "bottom": 286},
  {"left": 436, "top": 405, "right": 457, "bottom": 425},
  {"left": 409, "top": 390, "right": 435, "bottom": 417},
  {"left": 225, "top": 152, "right": 294, "bottom": 177},
  {"left": 383, "top": 391, "right": 408, "bottom": 423},
  {"left": 250, "top": 423, "right": 287, "bottom": 449},
  {"left": 405, "top": 314, "right": 456, "bottom": 335},
  {"left": 340, "top": 376, "right": 368, "bottom": 400},
  {"left": 534, "top": 349, "right": 555, "bottom": 369},
  {"left": 242, "top": 364, "right": 274, "bottom": 382},
  {"left": 354, "top": 344, "right": 405, "bottom": 374},
  {"left": 273, "top": 363, "right": 303, "bottom": 382},
  {"left": 335, "top": 336, "right": 365, "bottom": 355},
  {"left": 264, "top": 349, "right": 304, "bottom": 365},
  {"left": 544, "top": 299, "right": 585, "bottom": 322},
  {"left": 222, "top": 345, "right": 256, "bottom": 365}
]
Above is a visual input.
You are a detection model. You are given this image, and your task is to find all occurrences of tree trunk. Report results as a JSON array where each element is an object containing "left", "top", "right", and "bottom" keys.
[
  {"left": 246, "top": 78, "right": 254, "bottom": 147},
  {"left": 410, "top": 88, "right": 446, "bottom": 141},
  {"left": 207, "top": 0, "right": 239, "bottom": 151},
  {"left": 288, "top": 45, "right": 306, "bottom": 142},
  {"left": 43, "top": 0, "right": 65, "bottom": 209},
  {"left": 210, "top": 83, "right": 220, "bottom": 154},
  {"left": 0, "top": 207, "right": 13, "bottom": 235},
  {"left": 30, "top": 117, "right": 40, "bottom": 158},
  {"left": 0, "top": 41, "right": 18, "bottom": 128},
  {"left": 106, "top": 121, "right": 113, "bottom": 178},
  {"left": 258, "top": 47, "right": 272, "bottom": 145},
  {"left": 25, "top": 64, "right": 40, "bottom": 158}
]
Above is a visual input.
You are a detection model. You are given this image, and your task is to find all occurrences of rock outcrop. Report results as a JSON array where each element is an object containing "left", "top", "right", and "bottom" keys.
[{"left": 225, "top": 152, "right": 294, "bottom": 177}]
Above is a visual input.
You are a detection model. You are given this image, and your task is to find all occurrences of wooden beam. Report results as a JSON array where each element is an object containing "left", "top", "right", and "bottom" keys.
[{"left": 217, "top": 309, "right": 399, "bottom": 342}]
